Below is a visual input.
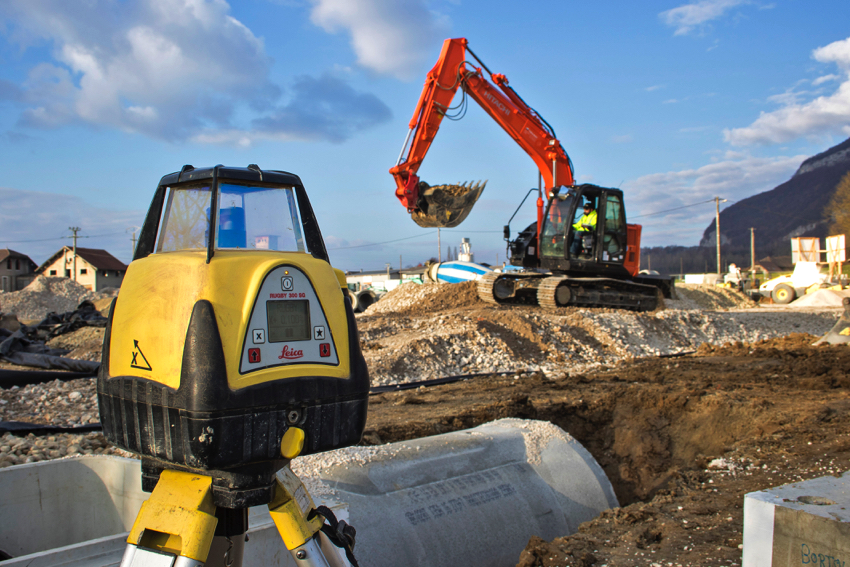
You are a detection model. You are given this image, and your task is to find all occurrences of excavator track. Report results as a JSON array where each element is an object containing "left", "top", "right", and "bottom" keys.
[
  {"left": 476, "top": 272, "right": 505, "bottom": 306},
  {"left": 478, "top": 272, "right": 659, "bottom": 311}
]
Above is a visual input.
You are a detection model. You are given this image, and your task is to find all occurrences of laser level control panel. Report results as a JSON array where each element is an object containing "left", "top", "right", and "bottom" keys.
[{"left": 240, "top": 265, "right": 338, "bottom": 373}]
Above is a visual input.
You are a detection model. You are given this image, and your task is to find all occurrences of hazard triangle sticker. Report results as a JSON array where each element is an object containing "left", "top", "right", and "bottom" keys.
[{"left": 131, "top": 340, "right": 152, "bottom": 371}]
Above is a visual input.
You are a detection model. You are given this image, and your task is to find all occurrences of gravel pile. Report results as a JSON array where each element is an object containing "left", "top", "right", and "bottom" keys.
[
  {"left": 0, "top": 276, "right": 100, "bottom": 321},
  {"left": 0, "top": 280, "right": 843, "bottom": 467},
  {"left": 0, "top": 377, "right": 132, "bottom": 468},
  {"left": 353, "top": 282, "right": 838, "bottom": 385}
]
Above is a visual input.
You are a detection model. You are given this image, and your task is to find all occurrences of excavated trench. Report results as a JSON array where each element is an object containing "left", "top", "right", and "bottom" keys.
[{"left": 363, "top": 333, "right": 850, "bottom": 507}]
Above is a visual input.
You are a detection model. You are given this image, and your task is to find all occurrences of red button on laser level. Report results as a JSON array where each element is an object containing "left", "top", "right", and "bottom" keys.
[
  {"left": 248, "top": 348, "right": 261, "bottom": 363},
  {"left": 319, "top": 343, "right": 330, "bottom": 357}
]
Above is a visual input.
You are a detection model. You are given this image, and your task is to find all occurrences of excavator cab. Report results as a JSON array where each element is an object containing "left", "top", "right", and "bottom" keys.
[{"left": 537, "top": 185, "right": 630, "bottom": 274}]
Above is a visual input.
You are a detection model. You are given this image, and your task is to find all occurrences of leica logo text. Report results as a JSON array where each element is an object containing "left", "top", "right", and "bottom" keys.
[{"left": 278, "top": 346, "right": 304, "bottom": 360}]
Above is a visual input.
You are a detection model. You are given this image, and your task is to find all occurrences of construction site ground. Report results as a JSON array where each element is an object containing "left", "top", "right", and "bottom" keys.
[{"left": 2, "top": 279, "right": 850, "bottom": 566}]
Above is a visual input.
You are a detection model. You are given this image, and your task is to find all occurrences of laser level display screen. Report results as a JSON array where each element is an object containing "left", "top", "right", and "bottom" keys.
[{"left": 267, "top": 300, "right": 311, "bottom": 342}]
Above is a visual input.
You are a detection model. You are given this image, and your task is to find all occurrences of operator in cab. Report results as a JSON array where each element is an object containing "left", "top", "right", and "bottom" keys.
[{"left": 570, "top": 201, "right": 597, "bottom": 257}]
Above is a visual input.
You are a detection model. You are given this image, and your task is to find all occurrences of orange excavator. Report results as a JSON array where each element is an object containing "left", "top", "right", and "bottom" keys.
[{"left": 390, "top": 37, "right": 673, "bottom": 310}]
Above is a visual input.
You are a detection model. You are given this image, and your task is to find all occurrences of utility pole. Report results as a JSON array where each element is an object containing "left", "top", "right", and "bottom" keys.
[
  {"left": 714, "top": 197, "right": 728, "bottom": 275},
  {"left": 750, "top": 228, "right": 756, "bottom": 279},
  {"left": 131, "top": 228, "right": 138, "bottom": 259},
  {"left": 69, "top": 226, "right": 81, "bottom": 282}
]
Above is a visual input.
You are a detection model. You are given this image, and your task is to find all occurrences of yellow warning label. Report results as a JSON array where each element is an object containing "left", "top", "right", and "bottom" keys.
[{"left": 839, "top": 328, "right": 850, "bottom": 336}]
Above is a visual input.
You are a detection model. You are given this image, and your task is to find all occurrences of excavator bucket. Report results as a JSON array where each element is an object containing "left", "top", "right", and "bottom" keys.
[
  {"left": 411, "top": 181, "right": 487, "bottom": 228},
  {"left": 814, "top": 297, "right": 850, "bottom": 345}
]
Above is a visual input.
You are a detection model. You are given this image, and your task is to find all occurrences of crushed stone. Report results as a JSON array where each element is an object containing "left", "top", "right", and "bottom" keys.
[
  {"left": 0, "top": 276, "right": 116, "bottom": 322},
  {"left": 357, "top": 282, "right": 840, "bottom": 386},
  {"left": 790, "top": 289, "right": 850, "bottom": 308}
]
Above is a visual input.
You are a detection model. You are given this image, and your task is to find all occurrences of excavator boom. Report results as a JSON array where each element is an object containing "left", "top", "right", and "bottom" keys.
[
  {"left": 390, "top": 38, "right": 574, "bottom": 228},
  {"left": 390, "top": 37, "right": 672, "bottom": 311}
]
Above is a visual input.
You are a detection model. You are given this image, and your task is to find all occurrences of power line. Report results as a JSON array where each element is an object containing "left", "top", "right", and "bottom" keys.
[
  {"left": 0, "top": 230, "right": 127, "bottom": 244},
  {"left": 328, "top": 231, "right": 438, "bottom": 250},
  {"left": 630, "top": 199, "right": 717, "bottom": 220},
  {"left": 0, "top": 235, "right": 69, "bottom": 244}
]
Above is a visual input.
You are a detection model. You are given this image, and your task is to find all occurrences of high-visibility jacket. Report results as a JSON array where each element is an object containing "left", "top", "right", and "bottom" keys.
[{"left": 573, "top": 210, "right": 597, "bottom": 232}]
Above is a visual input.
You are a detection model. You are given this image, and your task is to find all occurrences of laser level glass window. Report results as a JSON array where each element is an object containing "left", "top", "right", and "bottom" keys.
[
  {"left": 267, "top": 300, "right": 311, "bottom": 342},
  {"left": 155, "top": 185, "right": 212, "bottom": 252},
  {"left": 216, "top": 183, "right": 307, "bottom": 253}
]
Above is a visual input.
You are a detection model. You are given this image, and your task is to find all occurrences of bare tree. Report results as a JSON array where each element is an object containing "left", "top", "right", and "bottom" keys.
[{"left": 826, "top": 172, "right": 850, "bottom": 237}]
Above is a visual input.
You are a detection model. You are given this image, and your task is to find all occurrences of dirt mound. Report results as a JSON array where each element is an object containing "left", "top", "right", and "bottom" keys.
[
  {"left": 0, "top": 277, "right": 119, "bottom": 321},
  {"left": 46, "top": 326, "right": 106, "bottom": 361},
  {"left": 364, "top": 281, "right": 483, "bottom": 315},
  {"left": 361, "top": 335, "right": 850, "bottom": 567},
  {"left": 672, "top": 284, "right": 754, "bottom": 310},
  {"left": 0, "top": 276, "right": 96, "bottom": 321}
]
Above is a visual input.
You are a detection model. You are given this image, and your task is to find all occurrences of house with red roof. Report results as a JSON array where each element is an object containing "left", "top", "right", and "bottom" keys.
[
  {"left": 0, "top": 249, "right": 38, "bottom": 292},
  {"left": 37, "top": 247, "right": 127, "bottom": 291}
]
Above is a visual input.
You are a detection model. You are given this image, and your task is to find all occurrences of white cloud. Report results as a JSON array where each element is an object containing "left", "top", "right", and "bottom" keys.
[
  {"left": 659, "top": 0, "right": 747, "bottom": 36},
  {"left": 813, "top": 74, "right": 840, "bottom": 86},
  {"left": 611, "top": 134, "right": 633, "bottom": 143},
  {"left": 192, "top": 72, "right": 391, "bottom": 145},
  {"left": 0, "top": 0, "right": 391, "bottom": 143},
  {"left": 624, "top": 153, "right": 805, "bottom": 246},
  {"left": 723, "top": 36, "right": 850, "bottom": 146},
  {"left": 309, "top": 0, "right": 449, "bottom": 80},
  {"left": 1, "top": 0, "right": 273, "bottom": 139},
  {"left": 645, "top": 85, "right": 665, "bottom": 92}
]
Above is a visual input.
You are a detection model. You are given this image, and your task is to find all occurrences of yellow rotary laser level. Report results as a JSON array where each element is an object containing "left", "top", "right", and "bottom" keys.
[{"left": 97, "top": 165, "right": 369, "bottom": 509}]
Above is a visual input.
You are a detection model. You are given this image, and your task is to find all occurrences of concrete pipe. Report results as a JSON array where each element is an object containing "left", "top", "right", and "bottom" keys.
[
  {"left": 354, "top": 289, "right": 377, "bottom": 313},
  {"left": 0, "top": 419, "right": 617, "bottom": 567},
  {"left": 814, "top": 297, "right": 850, "bottom": 345},
  {"left": 296, "top": 418, "right": 619, "bottom": 567}
]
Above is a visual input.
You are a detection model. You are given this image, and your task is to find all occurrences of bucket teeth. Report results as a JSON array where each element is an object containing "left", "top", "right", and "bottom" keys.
[{"left": 411, "top": 180, "right": 487, "bottom": 228}]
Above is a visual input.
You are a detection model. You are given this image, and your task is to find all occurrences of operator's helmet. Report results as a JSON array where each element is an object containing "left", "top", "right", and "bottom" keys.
[{"left": 583, "top": 201, "right": 593, "bottom": 210}]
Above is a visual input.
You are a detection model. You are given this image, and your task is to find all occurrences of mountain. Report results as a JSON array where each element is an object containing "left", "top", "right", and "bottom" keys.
[{"left": 700, "top": 137, "right": 850, "bottom": 255}]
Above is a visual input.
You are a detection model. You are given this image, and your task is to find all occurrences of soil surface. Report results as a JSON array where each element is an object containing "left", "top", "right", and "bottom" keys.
[
  {"left": 2, "top": 282, "right": 848, "bottom": 567},
  {"left": 361, "top": 333, "right": 850, "bottom": 567}
]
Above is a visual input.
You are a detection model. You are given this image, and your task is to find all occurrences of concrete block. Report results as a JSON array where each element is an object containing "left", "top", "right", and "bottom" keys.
[{"left": 743, "top": 472, "right": 850, "bottom": 567}]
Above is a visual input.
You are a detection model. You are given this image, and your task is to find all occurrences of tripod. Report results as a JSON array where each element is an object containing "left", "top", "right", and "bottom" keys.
[{"left": 118, "top": 428, "right": 357, "bottom": 567}]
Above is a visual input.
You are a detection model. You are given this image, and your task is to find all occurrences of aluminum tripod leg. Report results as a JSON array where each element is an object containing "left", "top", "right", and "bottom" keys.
[
  {"left": 120, "top": 470, "right": 219, "bottom": 567},
  {"left": 268, "top": 466, "right": 350, "bottom": 567}
]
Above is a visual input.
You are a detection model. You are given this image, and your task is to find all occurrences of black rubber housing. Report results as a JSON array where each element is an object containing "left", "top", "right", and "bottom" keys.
[
  {"left": 99, "top": 165, "right": 368, "bottom": 509},
  {"left": 97, "top": 295, "right": 369, "bottom": 508}
]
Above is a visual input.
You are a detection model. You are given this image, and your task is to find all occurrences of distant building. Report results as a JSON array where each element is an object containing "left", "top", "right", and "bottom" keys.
[
  {"left": 754, "top": 256, "right": 794, "bottom": 276},
  {"left": 0, "top": 249, "right": 38, "bottom": 292},
  {"left": 37, "top": 247, "right": 127, "bottom": 291},
  {"left": 344, "top": 266, "right": 426, "bottom": 293}
]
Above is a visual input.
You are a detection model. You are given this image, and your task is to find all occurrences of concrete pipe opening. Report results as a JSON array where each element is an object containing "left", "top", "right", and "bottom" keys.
[{"left": 355, "top": 289, "right": 377, "bottom": 313}]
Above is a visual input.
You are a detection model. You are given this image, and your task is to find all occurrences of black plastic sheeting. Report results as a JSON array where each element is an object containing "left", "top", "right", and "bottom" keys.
[
  {"left": 0, "top": 300, "right": 105, "bottom": 373},
  {"left": 0, "top": 421, "right": 101, "bottom": 435},
  {"left": 0, "top": 368, "right": 98, "bottom": 389}
]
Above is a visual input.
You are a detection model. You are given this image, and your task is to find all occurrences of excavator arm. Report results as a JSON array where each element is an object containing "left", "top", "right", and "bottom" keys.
[{"left": 390, "top": 37, "right": 575, "bottom": 228}]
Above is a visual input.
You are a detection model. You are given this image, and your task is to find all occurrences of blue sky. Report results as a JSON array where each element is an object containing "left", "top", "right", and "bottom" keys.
[{"left": 1, "top": 0, "right": 849, "bottom": 271}]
